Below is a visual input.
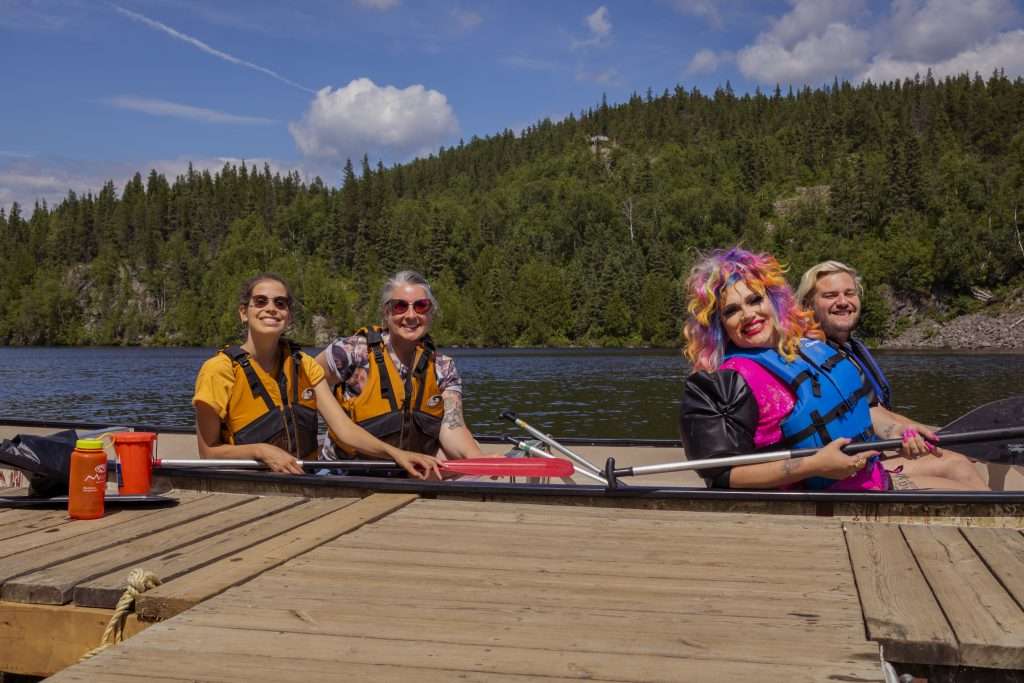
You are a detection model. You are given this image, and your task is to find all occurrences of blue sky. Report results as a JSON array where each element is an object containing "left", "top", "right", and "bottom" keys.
[{"left": 2, "top": 0, "right": 1023, "bottom": 210}]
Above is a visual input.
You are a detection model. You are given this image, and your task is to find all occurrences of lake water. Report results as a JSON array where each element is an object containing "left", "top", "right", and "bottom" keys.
[{"left": 0, "top": 347, "right": 1021, "bottom": 439}]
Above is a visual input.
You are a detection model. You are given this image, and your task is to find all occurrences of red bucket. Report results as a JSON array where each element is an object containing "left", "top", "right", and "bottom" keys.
[{"left": 112, "top": 432, "right": 157, "bottom": 495}]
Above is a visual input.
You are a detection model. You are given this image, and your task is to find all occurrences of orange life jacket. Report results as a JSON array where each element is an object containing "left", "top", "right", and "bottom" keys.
[
  {"left": 330, "top": 327, "right": 444, "bottom": 456},
  {"left": 219, "top": 340, "right": 319, "bottom": 459}
]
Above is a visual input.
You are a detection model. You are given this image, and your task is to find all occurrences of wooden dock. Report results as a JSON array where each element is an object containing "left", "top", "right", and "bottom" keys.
[{"left": 3, "top": 490, "right": 1024, "bottom": 681}]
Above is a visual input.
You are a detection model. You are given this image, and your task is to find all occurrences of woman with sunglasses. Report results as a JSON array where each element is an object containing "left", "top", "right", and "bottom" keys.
[
  {"left": 678, "top": 248, "right": 967, "bottom": 491},
  {"left": 315, "top": 270, "right": 485, "bottom": 466},
  {"left": 192, "top": 273, "right": 440, "bottom": 478}
]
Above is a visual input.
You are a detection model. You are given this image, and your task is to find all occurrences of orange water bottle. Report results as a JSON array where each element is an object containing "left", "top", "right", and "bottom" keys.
[{"left": 68, "top": 438, "right": 107, "bottom": 519}]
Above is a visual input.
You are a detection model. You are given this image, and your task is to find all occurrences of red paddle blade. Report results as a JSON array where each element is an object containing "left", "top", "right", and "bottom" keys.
[{"left": 440, "top": 457, "right": 574, "bottom": 478}]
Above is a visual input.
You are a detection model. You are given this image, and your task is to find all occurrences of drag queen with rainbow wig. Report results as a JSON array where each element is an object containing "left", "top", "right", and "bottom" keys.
[{"left": 678, "top": 247, "right": 967, "bottom": 491}]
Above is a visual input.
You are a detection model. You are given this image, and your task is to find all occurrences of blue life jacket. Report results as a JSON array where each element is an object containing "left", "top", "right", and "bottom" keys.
[
  {"left": 841, "top": 338, "right": 893, "bottom": 409},
  {"left": 725, "top": 338, "right": 877, "bottom": 490}
]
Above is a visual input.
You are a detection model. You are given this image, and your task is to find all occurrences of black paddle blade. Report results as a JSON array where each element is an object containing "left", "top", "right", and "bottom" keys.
[{"left": 939, "top": 396, "right": 1024, "bottom": 465}]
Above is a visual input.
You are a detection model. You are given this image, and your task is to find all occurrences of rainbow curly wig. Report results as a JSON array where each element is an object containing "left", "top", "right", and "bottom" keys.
[{"left": 683, "top": 247, "right": 821, "bottom": 372}]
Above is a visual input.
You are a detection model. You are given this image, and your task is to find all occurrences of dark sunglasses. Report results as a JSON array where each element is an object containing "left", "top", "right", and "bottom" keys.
[
  {"left": 388, "top": 298, "right": 432, "bottom": 315},
  {"left": 249, "top": 295, "right": 291, "bottom": 311}
]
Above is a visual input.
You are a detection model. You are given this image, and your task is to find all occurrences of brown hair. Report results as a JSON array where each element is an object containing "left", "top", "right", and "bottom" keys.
[{"left": 238, "top": 272, "right": 294, "bottom": 308}]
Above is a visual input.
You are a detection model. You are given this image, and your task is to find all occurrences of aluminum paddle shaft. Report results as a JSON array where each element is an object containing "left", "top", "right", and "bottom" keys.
[
  {"left": 611, "top": 425, "right": 1024, "bottom": 479},
  {"left": 501, "top": 411, "right": 606, "bottom": 481}
]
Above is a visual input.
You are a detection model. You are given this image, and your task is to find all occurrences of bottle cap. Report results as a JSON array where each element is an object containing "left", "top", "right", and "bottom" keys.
[{"left": 75, "top": 438, "right": 105, "bottom": 450}]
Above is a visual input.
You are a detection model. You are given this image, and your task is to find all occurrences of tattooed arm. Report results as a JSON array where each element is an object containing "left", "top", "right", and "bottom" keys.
[
  {"left": 437, "top": 390, "right": 486, "bottom": 460},
  {"left": 870, "top": 405, "right": 939, "bottom": 459}
]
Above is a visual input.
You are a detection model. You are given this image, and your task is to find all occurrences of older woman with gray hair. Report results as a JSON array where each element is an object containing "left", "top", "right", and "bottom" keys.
[{"left": 314, "top": 270, "right": 485, "bottom": 466}]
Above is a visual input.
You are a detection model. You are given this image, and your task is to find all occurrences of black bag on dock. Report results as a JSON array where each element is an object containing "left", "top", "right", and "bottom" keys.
[{"left": 0, "top": 429, "right": 77, "bottom": 497}]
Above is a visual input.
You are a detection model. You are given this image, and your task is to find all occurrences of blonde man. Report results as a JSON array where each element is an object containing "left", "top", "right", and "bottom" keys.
[{"left": 798, "top": 261, "right": 987, "bottom": 490}]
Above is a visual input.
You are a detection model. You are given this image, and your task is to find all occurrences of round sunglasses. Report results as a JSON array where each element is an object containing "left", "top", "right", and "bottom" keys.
[
  {"left": 249, "top": 295, "right": 291, "bottom": 311},
  {"left": 388, "top": 298, "right": 433, "bottom": 315}
]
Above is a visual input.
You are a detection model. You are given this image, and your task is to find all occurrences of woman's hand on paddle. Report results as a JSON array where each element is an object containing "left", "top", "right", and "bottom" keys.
[
  {"left": 391, "top": 449, "right": 441, "bottom": 480},
  {"left": 897, "top": 426, "right": 940, "bottom": 459},
  {"left": 253, "top": 444, "right": 305, "bottom": 475},
  {"left": 810, "top": 438, "right": 871, "bottom": 480}
]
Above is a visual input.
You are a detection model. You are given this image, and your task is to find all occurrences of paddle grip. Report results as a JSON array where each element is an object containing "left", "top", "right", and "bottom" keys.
[
  {"left": 604, "top": 457, "right": 621, "bottom": 491},
  {"left": 500, "top": 410, "right": 519, "bottom": 423}
]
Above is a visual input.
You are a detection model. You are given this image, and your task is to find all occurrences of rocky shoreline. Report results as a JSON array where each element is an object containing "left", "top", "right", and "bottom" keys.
[{"left": 881, "top": 308, "right": 1024, "bottom": 350}]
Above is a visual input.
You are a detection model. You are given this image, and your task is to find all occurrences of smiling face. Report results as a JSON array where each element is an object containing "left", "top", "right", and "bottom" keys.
[
  {"left": 385, "top": 283, "right": 433, "bottom": 346},
  {"left": 811, "top": 272, "right": 860, "bottom": 343},
  {"left": 239, "top": 278, "right": 292, "bottom": 339},
  {"left": 720, "top": 280, "right": 779, "bottom": 350}
]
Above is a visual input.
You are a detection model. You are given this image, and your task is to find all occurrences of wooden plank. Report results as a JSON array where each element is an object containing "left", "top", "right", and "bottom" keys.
[
  {"left": 2, "top": 495, "right": 278, "bottom": 605},
  {"left": 44, "top": 621, "right": 882, "bottom": 683},
  {"left": 0, "top": 601, "right": 148, "bottom": 677},
  {"left": 135, "top": 493, "right": 416, "bottom": 621},
  {"left": 0, "top": 508, "right": 75, "bottom": 540},
  {"left": 844, "top": 522, "right": 958, "bottom": 665},
  {"left": 197, "top": 589, "right": 868, "bottom": 639},
  {"left": 306, "top": 542, "right": 853, "bottom": 578},
  {"left": 324, "top": 527, "right": 854, "bottom": 568},
  {"left": 366, "top": 517, "right": 851, "bottom": 551},
  {"left": 175, "top": 597, "right": 873, "bottom": 666},
  {"left": 0, "top": 493, "right": 248, "bottom": 588},
  {"left": 74, "top": 496, "right": 330, "bottom": 608},
  {"left": 962, "top": 527, "right": 1024, "bottom": 608},
  {"left": 257, "top": 563, "right": 862, "bottom": 622},
  {"left": 283, "top": 547, "right": 858, "bottom": 599},
  {"left": 903, "top": 524, "right": 1024, "bottom": 669},
  {"left": 0, "top": 490, "right": 205, "bottom": 560},
  {"left": 44, "top": 649, "right": 676, "bottom": 683},
  {"left": 393, "top": 498, "right": 846, "bottom": 527}
]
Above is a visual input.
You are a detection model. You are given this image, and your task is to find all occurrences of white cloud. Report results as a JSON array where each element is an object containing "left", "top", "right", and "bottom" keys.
[
  {"left": 288, "top": 79, "right": 459, "bottom": 163},
  {"left": 736, "top": 1, "right": 871, "bottom": 84},
  {"left": 738, "top": 21, "right": 871, "bottom": 84},
  {"left": 882, "top": 0, "right": 1017, "bottom": 62},
  {"left": 0, "top": 0, "right": 69, "bottom": 31},
  {"left": 110, "top": 5, "right": 314, "bottom": 94},
  {"left": 106, "top": 96, "right": 277, "bottom": 125},
  {"left": 574, "top": 5, "right": 612, "bottom": 48},
  {"left": 354, "top": 0, "right": 399, "bottom": 10},
  {"left": 669, "top": 0, "right": 723, "bottom": 29},
  {"left": 586, "top": 6, "right": 612, "bottom": 37},
  {"left": 861, "top": 28, "right": 1024, "bottom": 82},
  {"left": 686, "top": 48, "right": 721, "bottom": 75},
  {"left": 763, "top": 0, "right": 866, "bottom": 47},
  {"left": 576, "top": 67, "right": 622, "bottom": 85},
  {"left": 733, "top": 0, "right": 1024, "bottom": 85},
  {"left": 452, "top": 9, "right": 482, "bottom": 31}
]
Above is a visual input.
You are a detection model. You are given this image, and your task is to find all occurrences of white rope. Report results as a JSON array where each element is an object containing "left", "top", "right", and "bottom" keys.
[{"left": 79, "top": 568, "right": 161, "bottom": 661}]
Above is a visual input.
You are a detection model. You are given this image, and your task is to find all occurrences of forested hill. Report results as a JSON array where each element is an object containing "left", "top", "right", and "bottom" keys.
[{"left": 2, "top": 71, "right": 1023, "bottom": 348}]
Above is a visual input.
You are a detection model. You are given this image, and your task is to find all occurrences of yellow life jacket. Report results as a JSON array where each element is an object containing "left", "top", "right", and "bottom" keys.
[
  {"left": 219, "top": 340, "right": 320, "bottom": 459},
  {"left": 330, "top": 326, "right": 445, "bottom": 456}
]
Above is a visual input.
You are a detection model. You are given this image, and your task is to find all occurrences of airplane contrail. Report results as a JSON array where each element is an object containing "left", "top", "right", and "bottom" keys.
[{"left": 111, "top": 4, "right": 316, "bottom": 94}]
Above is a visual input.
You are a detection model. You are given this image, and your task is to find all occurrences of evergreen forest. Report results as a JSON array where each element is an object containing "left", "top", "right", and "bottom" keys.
[{"left": 1, "top": 71, "right": 1022, "bottom": 348}]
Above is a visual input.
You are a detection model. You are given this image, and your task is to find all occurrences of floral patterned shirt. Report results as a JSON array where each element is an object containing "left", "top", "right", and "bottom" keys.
[
  {"left": 320, "top": 332, "right": 463, "bottom": 460},
  {"left": 323, "top": 332, "right": 462, "bottom": 400}
]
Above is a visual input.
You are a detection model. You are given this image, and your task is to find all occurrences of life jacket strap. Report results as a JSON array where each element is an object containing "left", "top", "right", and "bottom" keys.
[
  {"left": 789, "top": 369, "right": 821, "bottom": 398},
  {"left": 365, "top": 330, "right": 399, "bottom": 412},
  {"left": 411, "top": 336, "right": 435, "bottom": 411},
  {"left": 782, "top": 383, "right": 875, "bottom": 447},
  {"left": 222, "top": 346, "right": 278, "bottom": 414}
]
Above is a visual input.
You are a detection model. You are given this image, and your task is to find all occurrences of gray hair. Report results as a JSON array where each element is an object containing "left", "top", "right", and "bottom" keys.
[
  {"left": 795, "top": 260, "right": 864, "bottom": 308},
  {"left": 378, "top": 270, "right": 440, "bottom": 328}
]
